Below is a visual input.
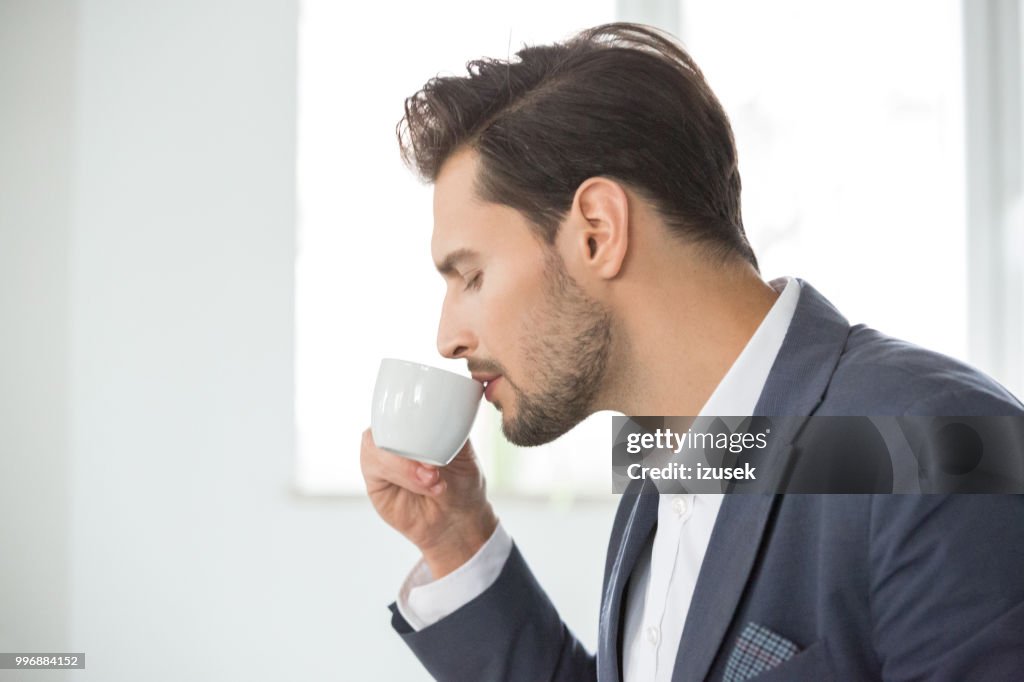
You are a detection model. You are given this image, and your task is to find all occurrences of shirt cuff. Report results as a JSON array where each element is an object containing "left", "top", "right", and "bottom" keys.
[{"left": 395, "top": 521, "right": 513, "bottom": 631}]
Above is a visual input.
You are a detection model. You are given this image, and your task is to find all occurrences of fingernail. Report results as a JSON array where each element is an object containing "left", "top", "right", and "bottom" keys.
[{"left": 417, "top": 467, "right": 435, "bottom": 484}]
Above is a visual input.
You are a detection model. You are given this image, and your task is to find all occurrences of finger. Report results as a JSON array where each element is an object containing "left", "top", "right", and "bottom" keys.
[
  {"left": 444, "top": 439, "right": 484, "bottom": 481},
  {"left": 360, "top": 428, "right": 447, "bottom": 495},
  {"left": 452, "top": 438, "right": 475, "bottom": 460}
]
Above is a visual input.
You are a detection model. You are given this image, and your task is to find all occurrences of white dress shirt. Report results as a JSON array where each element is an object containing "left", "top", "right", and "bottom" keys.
[
  {"left": 396, "top": 277, "right": 802, "bottom": 681},
  {"left": 620, "top": 276, "right": 799, "bottom": 681}
]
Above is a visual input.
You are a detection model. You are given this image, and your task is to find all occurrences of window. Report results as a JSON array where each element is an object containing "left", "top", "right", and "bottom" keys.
[
  {"left": 296, "top": 0, "right": 979, "bottom": 496},
  {"left": 295, "top": 0, "right": 616, "bottom": 495},
  {"left": 680, "top": 0, "right": 968, "bottom": 367}
]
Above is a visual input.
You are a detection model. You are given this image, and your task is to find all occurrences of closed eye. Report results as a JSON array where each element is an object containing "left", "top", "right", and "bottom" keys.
[{"left": 464, "top": 272, "right": 483, "bottom": 291}]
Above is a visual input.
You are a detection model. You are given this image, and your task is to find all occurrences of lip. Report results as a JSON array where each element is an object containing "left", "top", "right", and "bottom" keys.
[{"left": 482, "top": 376, "right": 502, "bottom": 402}]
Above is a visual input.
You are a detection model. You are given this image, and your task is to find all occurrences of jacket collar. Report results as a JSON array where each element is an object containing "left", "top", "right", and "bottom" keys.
[
  {"left": 601, "top": 279, "right": 853, "bottom": 682},
  {"left": 671, "top": 278, "right": 852, "bottom": 682}
]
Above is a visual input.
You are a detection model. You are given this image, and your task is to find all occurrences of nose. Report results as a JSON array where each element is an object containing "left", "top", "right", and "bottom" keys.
[{"left": 436, "top": 293, "right": 477, "bottom": 360}]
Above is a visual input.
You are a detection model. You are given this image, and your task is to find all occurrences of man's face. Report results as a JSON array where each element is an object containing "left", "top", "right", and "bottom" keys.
[{"left": 431, "top": 149, "right": 612, "bottom": 446}]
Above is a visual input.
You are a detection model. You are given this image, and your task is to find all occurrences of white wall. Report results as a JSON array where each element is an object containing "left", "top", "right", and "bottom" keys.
[{"left": 0, "top": 1, "right": 615, "bottom": 680}]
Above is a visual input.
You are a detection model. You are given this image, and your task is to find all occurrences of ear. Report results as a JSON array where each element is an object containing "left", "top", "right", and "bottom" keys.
[{"left": 563, "top": 177, "right": 630, "bottom": 280}]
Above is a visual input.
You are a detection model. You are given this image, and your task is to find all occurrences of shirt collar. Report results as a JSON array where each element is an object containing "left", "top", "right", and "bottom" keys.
[{"left": 697, "top": 276, "right": 801, "bottom": 420}]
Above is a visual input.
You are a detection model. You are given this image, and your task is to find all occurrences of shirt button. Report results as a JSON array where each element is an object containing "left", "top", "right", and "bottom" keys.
[
  {"left": 646, "top": 626, "right": 660, "bottom": 646},
  {"left": 672, "top": 496, "right": 689, "bottom": 517}
]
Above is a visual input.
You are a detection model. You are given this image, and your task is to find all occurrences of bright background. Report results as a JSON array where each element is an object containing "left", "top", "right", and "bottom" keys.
[
  {"left": 2, "top": 1, "right": 1021, "bottom": 680},
  {"left": 297, "top": 0, "right": 1015, "bottom": 497}
]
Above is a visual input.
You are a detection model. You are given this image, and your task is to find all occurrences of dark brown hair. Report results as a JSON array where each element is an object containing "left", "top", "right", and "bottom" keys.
[{"left": 397, "top": 22, "right": 758, "bottom": 270}]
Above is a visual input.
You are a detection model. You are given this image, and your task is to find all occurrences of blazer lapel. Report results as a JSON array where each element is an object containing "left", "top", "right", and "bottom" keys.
[
  {"left": 599, "top": 477, "right": 658, "bottom": 682},
  {"left": 749, "top": 279, "right": 855, "bottom": 417},
  {"left": 671, "top": 279, "right": 853, "bottom": 682}
]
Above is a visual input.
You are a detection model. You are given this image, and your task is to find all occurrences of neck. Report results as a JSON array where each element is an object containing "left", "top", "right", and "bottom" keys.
[{"left": 603, "top": 262, "right": 780, "bottom": 416}]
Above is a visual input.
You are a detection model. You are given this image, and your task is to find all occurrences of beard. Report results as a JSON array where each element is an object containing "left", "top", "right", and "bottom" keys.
[{"left": 498, "top": 251, "right": 613, "bottom": 447}]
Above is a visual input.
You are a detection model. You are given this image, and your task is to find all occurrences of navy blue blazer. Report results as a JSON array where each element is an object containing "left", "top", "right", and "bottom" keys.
[{"left": 389, "top": 280, "right": 1024, "bottom": 681}]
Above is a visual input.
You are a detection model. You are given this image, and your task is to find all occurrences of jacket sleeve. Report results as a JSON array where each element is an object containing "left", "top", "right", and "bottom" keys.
[
  {"left": 868, "top": 494, "right": 1024, "bottom": 680},
  {"left": 389, "top": 541, "right": 597, "bottom": 682}
]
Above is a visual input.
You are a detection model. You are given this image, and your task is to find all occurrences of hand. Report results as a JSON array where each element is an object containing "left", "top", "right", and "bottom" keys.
[{"left": 360, "top": 428, "right": 498, "bottom": 579}]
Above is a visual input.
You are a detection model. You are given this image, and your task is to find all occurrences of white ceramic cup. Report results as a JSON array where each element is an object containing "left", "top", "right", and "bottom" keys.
[{"left": 370, "top": 358, "right": 484, "bottom": 466}]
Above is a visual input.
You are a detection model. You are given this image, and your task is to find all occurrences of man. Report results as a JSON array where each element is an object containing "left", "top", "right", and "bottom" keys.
[{"left": 360, "top": 22, "right": 1024, "bottom": 681}]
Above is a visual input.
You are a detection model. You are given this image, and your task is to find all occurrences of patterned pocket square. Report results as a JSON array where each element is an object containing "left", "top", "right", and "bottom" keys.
[{"left": 723, "top": 621, "right": 800, "bottom": 682}]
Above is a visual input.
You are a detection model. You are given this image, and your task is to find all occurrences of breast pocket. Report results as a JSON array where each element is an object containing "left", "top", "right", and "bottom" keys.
[{"left": 741, "top": 639, "right": 835, "bottom": 681}]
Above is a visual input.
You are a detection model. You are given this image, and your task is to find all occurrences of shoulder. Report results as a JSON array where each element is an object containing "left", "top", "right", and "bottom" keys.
[{"left": 820, "top": 324, "right": 1023, "bottom": 415}]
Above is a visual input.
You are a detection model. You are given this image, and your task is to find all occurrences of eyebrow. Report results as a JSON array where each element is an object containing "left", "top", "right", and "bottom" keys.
[{"left": 435, "top": 248, "right": 480, "bottom": 277}]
